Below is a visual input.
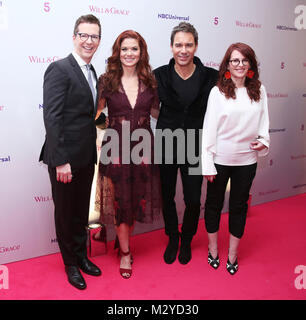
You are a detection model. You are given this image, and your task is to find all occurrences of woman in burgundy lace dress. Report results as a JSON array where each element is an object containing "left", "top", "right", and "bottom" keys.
[{"left": 95, "top": 30, "right": 161, "bottom": 279}]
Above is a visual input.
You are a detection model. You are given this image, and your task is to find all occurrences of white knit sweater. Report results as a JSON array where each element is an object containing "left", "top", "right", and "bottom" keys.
[{"left": 201, "top": 85, "right": 270, "bottom": 175}]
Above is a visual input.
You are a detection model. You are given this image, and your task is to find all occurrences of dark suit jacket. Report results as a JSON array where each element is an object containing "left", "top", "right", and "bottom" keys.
[
  {"left": 154, "top": 56, "right": 218, "bottom": 160},
  {"left": 39, "top": 54, "right": 98, "bottom": 169},
  {"left": 154, "top": 56, "right": 218, "bottom": 131}
]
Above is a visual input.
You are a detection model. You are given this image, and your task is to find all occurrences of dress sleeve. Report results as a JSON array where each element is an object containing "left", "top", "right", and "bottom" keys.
[
  {"left": 201, "top": 87, "right": 219, "bottom": 175},
  {"left": 256, "top": 85, "right": 270, "bottom": 157},
  {"left": 150, "top": 87, "right": 160, "bottom": 119}
]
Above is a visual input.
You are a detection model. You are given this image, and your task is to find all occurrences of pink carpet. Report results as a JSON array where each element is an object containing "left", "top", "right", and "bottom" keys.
[{"left": 1, "top": 194, "right": 306, "bottom": 300}]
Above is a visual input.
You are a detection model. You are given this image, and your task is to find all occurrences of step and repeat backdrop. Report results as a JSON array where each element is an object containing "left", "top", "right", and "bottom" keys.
[{"left": 0, "top": 0, "right": 305, "bottom": 264}]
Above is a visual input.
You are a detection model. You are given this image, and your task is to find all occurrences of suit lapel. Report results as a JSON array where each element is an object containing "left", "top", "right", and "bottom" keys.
[{"left": 67, "top": 54, "right": 95, "bottom": 109}]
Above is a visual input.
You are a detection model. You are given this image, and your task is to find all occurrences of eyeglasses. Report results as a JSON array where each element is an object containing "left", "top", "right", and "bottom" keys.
[
  {"left": 76, "top": 32, "right": 101, "bottom": 42},
  {"left": 229, "top": 59, "right": 249, "bottom": 67}
]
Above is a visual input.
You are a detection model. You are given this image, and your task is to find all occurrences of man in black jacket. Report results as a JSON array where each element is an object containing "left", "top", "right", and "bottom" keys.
[
  {"left": 39, "top": 15, "right": 102, "bottom": 289},
  {"left": 154, "top": 22, "right": 218, "bottom": 265}
]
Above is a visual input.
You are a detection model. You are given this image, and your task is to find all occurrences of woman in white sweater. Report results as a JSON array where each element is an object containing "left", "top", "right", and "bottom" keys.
[{"left": 202, "top": 43, "right": 270, "bottom": 275}]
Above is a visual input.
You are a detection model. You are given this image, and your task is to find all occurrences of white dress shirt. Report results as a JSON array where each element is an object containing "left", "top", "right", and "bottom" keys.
[
  {"left": 201, "top": 85, "right": 270, "bottom": 175},
  {"left": 72, "top": 51, "right": 97, "bottom": 94}
]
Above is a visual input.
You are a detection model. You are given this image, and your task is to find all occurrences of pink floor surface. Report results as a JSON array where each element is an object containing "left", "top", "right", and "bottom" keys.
[{"left": 1, "top": 194, "right": 306, "bottom": 300}]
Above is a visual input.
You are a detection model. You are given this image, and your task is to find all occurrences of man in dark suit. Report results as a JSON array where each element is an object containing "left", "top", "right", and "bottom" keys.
[
  {"left": 154, "top": 22, "right": 218, "bottom": 265},
  {"left": 40, "top": 15, "right": 102, "bottom": 290}
]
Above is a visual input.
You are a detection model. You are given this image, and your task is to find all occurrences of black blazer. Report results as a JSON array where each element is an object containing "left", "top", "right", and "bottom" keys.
[
  {"left": 39, "top": 54, "right": 98, "bottom": 169},
  {"left": 154, "top": 56, "right": 218, "bottom": 131}
]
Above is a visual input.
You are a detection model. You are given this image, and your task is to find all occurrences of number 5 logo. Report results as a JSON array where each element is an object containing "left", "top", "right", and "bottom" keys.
[{"left": 44, "top": 2, "right": 50, "bottom": 12}]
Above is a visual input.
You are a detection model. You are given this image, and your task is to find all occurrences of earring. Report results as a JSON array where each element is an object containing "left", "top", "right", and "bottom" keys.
[
  {"left": 246, "top": 69, "right": 255, "bottom": 79},
  {"left": 224, "top": 71, "right": 231, "bottom": 80}
]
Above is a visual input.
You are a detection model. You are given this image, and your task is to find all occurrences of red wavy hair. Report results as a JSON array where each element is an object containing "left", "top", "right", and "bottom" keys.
[
  {"left": 101, "top": 30, "right": 156, "bottom": 93},
  {"left": 217, "top": 42, "right": 261, "bottom": 102}
]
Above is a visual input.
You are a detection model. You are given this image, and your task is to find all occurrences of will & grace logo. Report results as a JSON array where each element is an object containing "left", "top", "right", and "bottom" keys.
[
  {"left": 0, "top": 155, "right": 11, "bottom": 163},
  {"left": 0, "top": 244, "right": 21, "bottom": 255},
  {"left": 158, "top": 13, "right": 190, "bottom": 22},
  {"left": 28, "top": 56, "right": 60, "bottom": 64},
  {"left": 0, "top": 105, "right": 4, "bottom": 111},
  {"left": 236, "top": 20, "right": 261, "bottom": 29},
  {"left": 295, "top": 5, "right": 306, "bottom": 30},
  {"left": 89, "top": 5, "right": 130, "bottom": 16},
  {"left": 0, "top": 265, "right": 9, "bottom": 290},
  {"left": 34, "top": 195, "right": 53, "bottom": 203},
  {"left": 267, "top": 93, "right": 288, "bottom": 99},
  {"left": 204, "top": 61, "right": 220, "bottom": 69},
  {"left": 258, "top": 189, "right": 280, "bottom": 196},
  {"left": 290, "top": 154, "right": 306, "bottom": 160}
]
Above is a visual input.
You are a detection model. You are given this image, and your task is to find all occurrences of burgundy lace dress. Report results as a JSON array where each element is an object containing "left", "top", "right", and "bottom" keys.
[{"left": 95, "top": 79, "right": 161, "bottom": 226}]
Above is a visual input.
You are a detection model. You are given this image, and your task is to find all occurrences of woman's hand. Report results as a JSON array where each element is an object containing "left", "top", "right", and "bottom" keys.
[
  {"left": 250, "top": 140, "right": 267, "bottom": 151},
  {"left": 204, "top": 175, "right": 216, "bottom": 183}
]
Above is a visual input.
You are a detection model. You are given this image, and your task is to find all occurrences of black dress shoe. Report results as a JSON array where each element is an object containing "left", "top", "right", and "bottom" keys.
[
  {"left": 65, "top": 266, "right": 86, "bottom": 290},
  {"left": 163, "top": 233, "right": 180, "bottom": 264},
  {"left": 77, "top": 257, "right": 102, "bottom": 276},
  {"left": 178, "top": 236, "right": 192, "bottom": 265}
]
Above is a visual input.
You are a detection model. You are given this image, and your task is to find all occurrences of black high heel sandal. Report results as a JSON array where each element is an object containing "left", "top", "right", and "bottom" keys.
[
  {"left": 208, "top": 251, "right": 220, "bottom": 269},
  {"left": 226, "top": 257, "right": 238, "bottom": 275}
]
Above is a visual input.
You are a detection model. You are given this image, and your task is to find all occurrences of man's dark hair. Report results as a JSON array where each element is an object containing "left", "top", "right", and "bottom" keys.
[
  {"left": 170, "top": 22, "right": 198, "bottom": 45},
  {"left": 73, "top": 14, "right": 101, "bottom": 37}
]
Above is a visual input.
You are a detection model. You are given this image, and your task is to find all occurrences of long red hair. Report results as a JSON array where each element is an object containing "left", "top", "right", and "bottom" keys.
[
  {"left": 101, "top": 30, "right": 156, "bottom": 93},
  {"left": 217, "top": 42, "right": 261, "bottom": 102}
]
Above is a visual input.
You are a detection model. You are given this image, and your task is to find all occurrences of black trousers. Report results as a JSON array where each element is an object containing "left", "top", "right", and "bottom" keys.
[
  {"left": 204, "top": 163, "right": 257, "bottom": 239},
  {"left": 159, "top": 163, "right": 203, "bottom": 239},
  {"left": 48, "top": 164, "right": 94, "bottom": 266}
]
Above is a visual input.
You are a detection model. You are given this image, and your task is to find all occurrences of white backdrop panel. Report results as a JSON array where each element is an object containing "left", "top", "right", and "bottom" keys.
[{"left": 0, "top": 0, "right": 305, "bottom": 264}]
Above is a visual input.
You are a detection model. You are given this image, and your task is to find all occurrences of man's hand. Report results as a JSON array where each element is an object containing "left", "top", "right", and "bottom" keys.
[{"left": 56, "top": 163, "right": 72, "bottom": 183}]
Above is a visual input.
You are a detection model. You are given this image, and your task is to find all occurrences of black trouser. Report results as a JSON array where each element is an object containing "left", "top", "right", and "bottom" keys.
[
  {"left": 159, "top": 163, "right": 203, "bottom": 239},
  {"left": 48, "top": 164, "right": 94, "bottom": 266},
  {"left": 204, "top": 163, "right": 257, "bottom": 239}
]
